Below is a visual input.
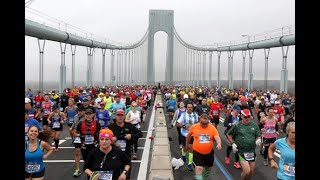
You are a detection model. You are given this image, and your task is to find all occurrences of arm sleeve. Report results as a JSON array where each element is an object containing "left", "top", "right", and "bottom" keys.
[
  {"left": 119, "top": 149, "right": 131, "bottom": 167},
  {"left": 172, "top": 109, "right": 179, "bottom": 121}
]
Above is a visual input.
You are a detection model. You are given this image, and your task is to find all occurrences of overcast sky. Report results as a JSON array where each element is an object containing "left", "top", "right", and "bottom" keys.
[{"left": 25, "top": 0, "right": 295, "bottom": 85}]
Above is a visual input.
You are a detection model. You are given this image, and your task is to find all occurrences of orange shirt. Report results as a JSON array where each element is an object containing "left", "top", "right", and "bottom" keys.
[{"left": 189, "top": 123, "right": 219, "bottom": 154}]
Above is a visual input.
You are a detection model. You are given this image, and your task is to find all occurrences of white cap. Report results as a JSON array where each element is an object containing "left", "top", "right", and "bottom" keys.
[
  {"left": 25, "top": 98, "right": 31, "bottom": 103},
  {"left": 183, "top": 94, "right": 189, "bottom": 99}
]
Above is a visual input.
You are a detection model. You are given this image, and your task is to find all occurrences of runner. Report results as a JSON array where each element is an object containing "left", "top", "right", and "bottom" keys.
[
  {"left": 109, "top": 95, "right": 126, "bottom": 123},
  {"left": 25, "top": 109, "right": 42, "bottom": 142},
  {"left": 95, "top": 101, "right": 111, "bottom": 129},
  {"left": 171, "top": 101, "right": 187, "bottom": 148},
  {"left": 83, "top": 129, "right": 130, "bottom": 180},
  {"left": 25, "top": 125, "right": 53, "bottom": 180},
  {"left": 48, "top": 105, "right": 67, "bottom": 152},
  {"left": 108, "top": 109, "right": 143, "bottom": 179},
  {"left": 176, "top": 102, "right": 198, "bottom": 171},
  {"left": 268, "top": 122, "right": 295, "bottom": 180},
  {"left": 227, "top": 109, "right": 261, "bottom": 180},
  {"left": 166, "top": 95, "right": 177, "bottom": 122},
  {"left": 209, "top": 96, "right": 224, "bottom": 128},
  {"left": 186, "top": 114, "right": 222, "bottom": 180},
  {"left": 223, "top": 105, "right": 241, "bottom": 168},
  {"left": 64, "top": 98, "right": 78, "bottom": 142}
]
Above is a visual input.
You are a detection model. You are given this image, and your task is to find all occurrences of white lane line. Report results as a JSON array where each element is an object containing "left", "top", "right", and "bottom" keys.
[
  {"left": 219, "top": 117, "right": 281, "bottom": 158},
  {"left": 141, "top": 131, "right": 148, "bottom": 133},
  {"left": 51, "top": 140, "right": 66, "bottom": 146},
  {"left": 44, "top": 160, "right": 141, "bottom": 163},
  {"left": 65, "top": 137, "right": 72, "bottom": 140},
  {"left": 137, "top": 99, "right": 156, "bottom": 180},
  {"left": 138, "top": 138, "right": 146, "bottom": 140}
]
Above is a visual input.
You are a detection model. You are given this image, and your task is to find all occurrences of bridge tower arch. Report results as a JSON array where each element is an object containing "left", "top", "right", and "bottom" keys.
[{"left": 147, "top": 9, "right": 174, "bottom": 85}]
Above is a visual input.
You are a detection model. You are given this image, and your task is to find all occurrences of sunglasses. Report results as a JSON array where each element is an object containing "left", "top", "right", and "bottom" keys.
[
  {"left": 242, "top": 115, "right": 250, "bottom": 119},
  {"left": 132, "top": 105, "right": 137, "bottom": 107}
]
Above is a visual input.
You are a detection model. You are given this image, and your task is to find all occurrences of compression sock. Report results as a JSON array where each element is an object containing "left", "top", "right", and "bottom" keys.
[{"left": 188, "top": 152, "right": 193, "bottom": 165}]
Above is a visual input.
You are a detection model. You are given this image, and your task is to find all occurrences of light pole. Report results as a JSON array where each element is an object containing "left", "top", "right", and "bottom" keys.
[{"left": 242, "top": 34, "right": 250, "bottom": 43}]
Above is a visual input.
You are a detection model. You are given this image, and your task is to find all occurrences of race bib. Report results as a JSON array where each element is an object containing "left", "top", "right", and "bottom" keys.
[
  {"left": 244, "top": 152, "right": 254, "bottom": 161},
  {"left": 25, "top": 124, "right": 29, "bottom": 133},
  {"left": 52, "top": 121, "right": 60, "bottom": 128},
  {"left": 116, "top": 140, "right": 126, "bottom": 151},
  {"left": 262, "top": 128, "right": 276, "bottom": 135},
  {"left": 60, "top": 107, "right": 63, "bottom": 112},
  {"left": 25, "top": 163, "right": 40, "bottom": 173},
  {"left": 99, "top": 120, "right": 105, "bottom": 127},
  {"left": 198, "top": 134, "right": 210, "bottom": 143},
  {"left": 36, "top": 102, "right": 40, "bottom": 106},
  {"left": 98, "top": 114, "right": 104, "bottom": 119},
  {"left": 74, "top": 136, "right": 81, "bottom": 144},
  {"left": 97, "top": 171, "right": 113, "bottom": 180},
  {"left": 68, "top": 117, "right": 74, "bottom": 124},
  {"left": 276, "top": 114, "right": 280, "bottom": 119},
  {"left": 283, "top": 163, "right": 295, "bottom": 176},
  {"left": 44, "top": 109, "right": 49, "bottom": 114},
  {"left": 213, "top": 110, "right": 219, "bottom": 116},
  {"left": 84, "top": 135, "right": 94, "bottom": 144},
  {"left": 168, "top": 106, "right": 174, "bottom": 110}
]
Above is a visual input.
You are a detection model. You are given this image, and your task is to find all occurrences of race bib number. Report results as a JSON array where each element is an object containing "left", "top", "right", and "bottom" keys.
[
  {"left": 168, "top": 106, "right": 174, "bottom": 110},
  {"left": 244, "top": 152, "right": 254, "bottom": 161},
  {"left": 36, "top": 102, "right": 40, "bottom": 105},
  {"left": 99, "top": 120, "right": 105, "bottom": 127},
  {"left": 97, "top": 171, "right": 113, "bottom": 180},
  {"left": 60, "top": 107, "right": 63, "bottom": 112},
  {"left": 52, "top": 121, "right": 60, "bottom": 128},
  {"left": 198, "top": 134, "right": 210, "bottom": 143},
  {"left": 213, "top": 110, "right": 219, "bottom": 116},
  {"left": 116, "top": 140, "right": 126, "bottom": 151},
  {"left": 84, "top": 135, "right": 94, "bottom": 144},
  {"left": 98, "top": 114, "right": 104, "bottom": 119},
  {"left": 283, "top": 163, "right": 295, "bottom": 176},
  {"left": 25, "top": 163, "right": 40, "bottom": 173},
  {"left": 74, "top": 136, "right": 81, "bottom": 144},
  {"left": 276, "top": 114, "right": 280, "bottom": 119}
]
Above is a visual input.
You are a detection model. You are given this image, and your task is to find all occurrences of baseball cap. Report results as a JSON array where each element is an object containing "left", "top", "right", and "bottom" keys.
[
  {"left": 241, "top": 109, "right": 251, "bottom": 117},
  {"left": 240, "top": 96, "right": 247, "bottom": 102},
  {"left": 25, "top": 98, "right": 31, "bottom": 104},
  {"left": 85, "top": 108, "right": 93, "bottom": 114},
  {"left": 116, "top": 109, "right": 125, "bottom": 115},
  {"left": 275, "top": 101, "right": 280, "bottom": 105},
  {"left": 83, "top": 98, "right": 88, "bottom": 102},
  {"left": 100, "top": 101, "right": 106, "bottom": 105},
  {"left": 232, "top": 105, "right": 241, "bottom": 112},
  {"left": 183, "top": 94, "right": 189, "bottom": 99},
  {"left": 98, "top": 92, "right": 105, "bottom": 96}
]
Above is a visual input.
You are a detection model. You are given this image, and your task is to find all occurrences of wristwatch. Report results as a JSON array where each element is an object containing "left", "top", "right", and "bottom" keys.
[{"left": 122, "top": 170, "right": 128, "bottom": 175}]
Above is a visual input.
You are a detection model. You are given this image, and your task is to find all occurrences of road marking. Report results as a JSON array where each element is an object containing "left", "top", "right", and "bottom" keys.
[
  {"left": 65, "top": 137, "right": 72, "bottom": 140},
  {"left": 44, "top": 160, "right": 141, "bottom": 163},
  {"left": 141, "top": 131, "right": 148, "bottom": 133},
  {"left": 219, "top": 117, "right": 281, "bottom": 158},
  {"left": 138, "top": 138, "right": 146, "bottom": 140},
  {"left": 214, "top": 155, "right": 233, "bottom": 180},
  {"left": 137, "top": 99, "right": 156, "bottom": 180},
  {"left": 51, "top": 140, "right": 66, "bottom": 146}
]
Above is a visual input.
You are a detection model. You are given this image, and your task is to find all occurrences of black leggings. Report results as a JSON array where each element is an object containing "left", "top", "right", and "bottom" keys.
[
  {"left": 81, "top": 144, "right": 95, "bottom": 162},
  {"left": 226, "top": 145, "right": 239, "bottom": 162},
  {"left": 177, "top": 127, "right": 182, "bottom": 145},
  {"left": 264, "top": 145, "right": 270, "bottom": 159},
  {"left": 132, "top": 138, "right": 138, "bottom": 154}
]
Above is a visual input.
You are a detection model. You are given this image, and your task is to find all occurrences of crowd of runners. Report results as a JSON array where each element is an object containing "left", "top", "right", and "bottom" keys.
[{"left": 25, "top": 85, "right": 295, "bottom": 180}]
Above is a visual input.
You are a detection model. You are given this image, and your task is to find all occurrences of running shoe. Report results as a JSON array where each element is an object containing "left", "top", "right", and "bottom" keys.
[
  {"left": 132, "top": 153, "right": 137, "bottom": 160},
  {"left": 73, "top": 169, "right": 81, "bottom": 177},
  {"left": 234, "top": 162, "right": 241, "bottom": 169},
  {"left": 263, "top": 159, "right": 268, "bottom": 166},
  {"left": 225, "top": 157, "right": 230, "bottom": 164},
  {"left": 179, "top": 144, "right": 183, "bottom": 149},
  {"left": 54, "top": 148, "right": 59, "bottom": 152}
]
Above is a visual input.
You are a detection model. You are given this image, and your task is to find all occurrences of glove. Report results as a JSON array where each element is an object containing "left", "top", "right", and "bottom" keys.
[
  {"left": 89, "top": 171, "right": 100, "bottom": 180},
  {"left": 232, "top": 143, "right": 238, "bottom": 153},
  {"left": 256, "top": 138, "right": 261, "bottom": 146}
]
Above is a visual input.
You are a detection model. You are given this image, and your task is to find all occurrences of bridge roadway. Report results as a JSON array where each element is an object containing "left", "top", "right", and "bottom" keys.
[
  {"left": 163, "top": 98, "right": 284, "bottom": 180},
  {"left": 44, "top": 102, "right": 154, "bottom": 180}
]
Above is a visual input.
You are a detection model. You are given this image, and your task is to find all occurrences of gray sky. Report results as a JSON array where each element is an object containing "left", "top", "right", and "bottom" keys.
[{"left": 25, "top": 0, "right": 295, "bottom": 84}]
